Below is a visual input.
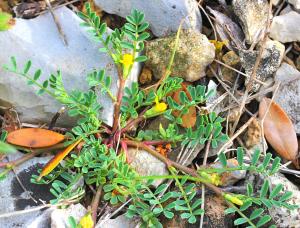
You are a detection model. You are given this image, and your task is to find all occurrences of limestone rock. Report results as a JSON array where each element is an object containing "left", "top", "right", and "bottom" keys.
[
  {"left": 127, "top": 147, "right": 168, "bottom": 186},
  {"left": 270, "top": 11, "right": 300, "bottom": 43},
  {"left": 211, "top": 159, "right": 246, "bottom": 186},
  {"left": 288, "top": 0, "right": 300, "bottom": 10},
  {"left": 145, "top": 30, "right": 215, "bottom": 82},
  {"left": 232, "top": 0, "right": 269, "bottom": 44},
  {"left": 239, "top": 40, "right": 285, "bottom": 91},
  {"left": 268, "top": 173, "right": 300, "bottom": 227},
  {"left": 274, "top": 63, "right": 300, "bottom": 133},
  {"left": 0, "top": 7, "right": 138, "bottom": 127},
  {"left": 51, "top": 204, "right": 87, "bottom": 228},
  {"left": 94, "top": 0, "right": 202, "bottom": 37},
  {"left": 96, "top": 214, "right": 137, "bottom": 228},
  {"left": 0, "top": 152, "right": 54, "bottom": 227}
]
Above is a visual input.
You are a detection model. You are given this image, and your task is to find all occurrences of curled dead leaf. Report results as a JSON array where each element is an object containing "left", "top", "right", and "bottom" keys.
[
  {"left": 259, "top": 98, "right": 298, "bottom": 160},
  {"left": 38, "top": 139, "right": 82, "bottom": 180},
  {"left": 7, "top": 128, "right": 65, "bottom": 148},
  {"left": 172, "top": 82, "right": 196, "bottom": 128}
]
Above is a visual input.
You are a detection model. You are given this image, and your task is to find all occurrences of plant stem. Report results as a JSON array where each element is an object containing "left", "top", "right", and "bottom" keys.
[
  {"left": 0, "top": 143, "right": 66, "bottom": 169},
  {"left": 123, "top": 139, "right": 223, "bottom": 196},
  {"left": 91, "top": 185, "right": 102, "bottom": 226},
  {"left": 122, "top": 114, "right": 145, "bottom": 133},
  {"left": 227, "top": 202, "right": 256, "bottom": 227},
  {"left": 112, "top": 68, "right": 125, "bottom": 133}
]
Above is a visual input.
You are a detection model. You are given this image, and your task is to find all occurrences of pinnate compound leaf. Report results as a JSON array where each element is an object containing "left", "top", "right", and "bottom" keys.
[
  {"left": 257, "top": 215, "right": 271, "bottom": 227},
  {"left": 259, "top": 98, "right": 298, "bottom": 160},
  {"left": 7, "top": 128, "right": 65, "bottom": 148}
]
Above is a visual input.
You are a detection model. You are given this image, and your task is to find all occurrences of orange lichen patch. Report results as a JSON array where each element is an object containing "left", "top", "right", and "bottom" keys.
[
  {"left": 7, "top": 128, "right": 65, "bottom": 148},
  {"left": 38, "top": 139, "right": 82, "bottom": 180},
  {"left": 155, "top": 143, "right": 172, "bottom": 157},
  {"left": 172, "top": 82, "right": 196, "bottom": 128},
  {"left": 259, "top": 98, "right": 298, "bottom": 161}
]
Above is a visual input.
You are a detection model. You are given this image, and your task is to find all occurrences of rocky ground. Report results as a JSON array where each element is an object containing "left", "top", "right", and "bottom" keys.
[{"left": 0, "top": 0, "right": 299, "bottom": 227}]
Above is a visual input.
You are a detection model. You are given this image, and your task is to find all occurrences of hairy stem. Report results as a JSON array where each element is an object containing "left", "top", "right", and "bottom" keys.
[
  {"left": 91, "top": 185, "right": 102, "bottom": 226},
  {"left": 112, "top": 68, "right": 125, "bottom": 133}
]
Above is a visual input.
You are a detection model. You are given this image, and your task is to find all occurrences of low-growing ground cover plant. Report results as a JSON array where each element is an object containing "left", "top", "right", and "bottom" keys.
[{"left": 3, "top": 3, "right": 298, "bottom": 227}]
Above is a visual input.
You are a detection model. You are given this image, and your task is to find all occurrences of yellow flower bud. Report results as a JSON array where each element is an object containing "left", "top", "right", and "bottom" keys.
[
  {"left": 210, "top": 173, "right": 222, "bottom": 186},
  {"left": 144, "top": 95, "right": 168, "bottom": 118},
  {"left": 79, "top": 213, "right": 94, "bottom": 228},
  {"left": 224, "top": 193, "right": 244, "bottom": 206}
]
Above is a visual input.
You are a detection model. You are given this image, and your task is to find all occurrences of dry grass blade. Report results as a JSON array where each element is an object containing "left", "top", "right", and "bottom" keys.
[{"left": 259, "top": 98, "right": 298, "bottom": 160}]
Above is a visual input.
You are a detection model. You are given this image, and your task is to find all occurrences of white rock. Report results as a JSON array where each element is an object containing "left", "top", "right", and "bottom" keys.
[
  {"left": 274, "top": 63, "right": 300, "bottom": 133},
  {"left": 0, "top": 7, "right": 139, "bottom": 127},
  {"left": 268, "top": 173, "right": 300, "bottom": 227},
  {"left": 280, "top": 5, "right": 293, "bottom": 15},
  {"left": 288, "top": 0, "right": 300, "bottom": 10},
  {"left": 127, "top": 147, "right": 168, "bottom": 187},
  {"left": 270, "top": 11, "right": 300, "bottom": 43},
  {"left": 232, "top": 0, "right": 269, "bottom": 44},
  {"left": 51, "top": 204, "right": 87, "bottom": 228},
  {"left": 94, "top": 0, "right": 202, "bottom": 37},
  {"left": 272, "top": 0, "right": 281, "bottom": 5},
  {"left": 96, "top": 214, "right": 137, "bottom": 228}
]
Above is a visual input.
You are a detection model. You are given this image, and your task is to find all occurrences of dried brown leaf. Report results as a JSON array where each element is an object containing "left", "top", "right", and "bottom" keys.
[
  {"left": 172, "top": 82, "right": 196, "bottom": 128},
  {"left": 7, "top": 128, "right": 65, "bottom": 148},
  {"left": 259, "top": 98, "right": 298, "bottom": 160}
]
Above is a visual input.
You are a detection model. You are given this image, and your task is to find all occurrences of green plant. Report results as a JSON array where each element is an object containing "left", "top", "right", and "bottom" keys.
[{"left": 3, "top": 3, "right": 298, "bottom": 227}]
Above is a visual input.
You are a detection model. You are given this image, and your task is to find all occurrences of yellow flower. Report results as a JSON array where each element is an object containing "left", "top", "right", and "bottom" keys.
[
  {"left": 144, "top": 95, "right": 167, "bottom": 118},
  {"left": 210, "top": 173, "right": 222, "bottom": 186},
  {"left": 79, "top": 213, "right": 94, "bottom": 228},
  {"left": 199, "top": 171, "right": 221, "bottom": 186},
  {"left": 120, "top": 53, "right": 134, "bottom": 67},
  {"left": 154, "top": 95, "right": 167, "bottom": 112},
  {"left": 224, "top": 194, "right": 244, "bottom": 206}
]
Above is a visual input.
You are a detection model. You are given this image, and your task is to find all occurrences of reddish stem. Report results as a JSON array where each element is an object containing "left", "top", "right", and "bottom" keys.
[
  {"left": 123, "top": 139, "right": 223, "bottom": 196},
  {"left": 112, "top": 68, "right": 125, "bottom": 133},
  {"left": 91, "top": 185, "right": 102, "bottom": 227},
  {"left": 143, "top": 140, "right": 171, "bottom": 146}
]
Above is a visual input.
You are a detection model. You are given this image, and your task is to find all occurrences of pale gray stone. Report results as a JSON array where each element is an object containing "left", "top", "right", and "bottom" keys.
[
  {"left": 96, "top": 214, "right": 138, "bottom": 228},
  {"left": 274, "top": 63, "right": 300, "bottom": 134},
  {"left": 94, "top": 0, "right": 202, "bottom": 37},
  {"left": 270, "top": 11, "right": 300, "bottom": 43},
  {"left": 127, "top": 147, "right": 168, "bottom": 187},
  {"left": 210, "top": 159, "right": 246, "bottom": 186},
  {"left": 289, "top": 0, "right": 300, "bottom": 10},
  {"left": 145, "top": 30, "right": 215, "bottom": 82},
  {"left": 51, "top": 204, "right": 87, "bottom": 228},
  {"left": 232, "top": 0, "right": 269, "bottom": 44},
  {"left": 268, "top": 173, "right": 300, "bottom": 227},
  {"left": 0, "top": 7, "right": 138, "bottom": 127}
]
